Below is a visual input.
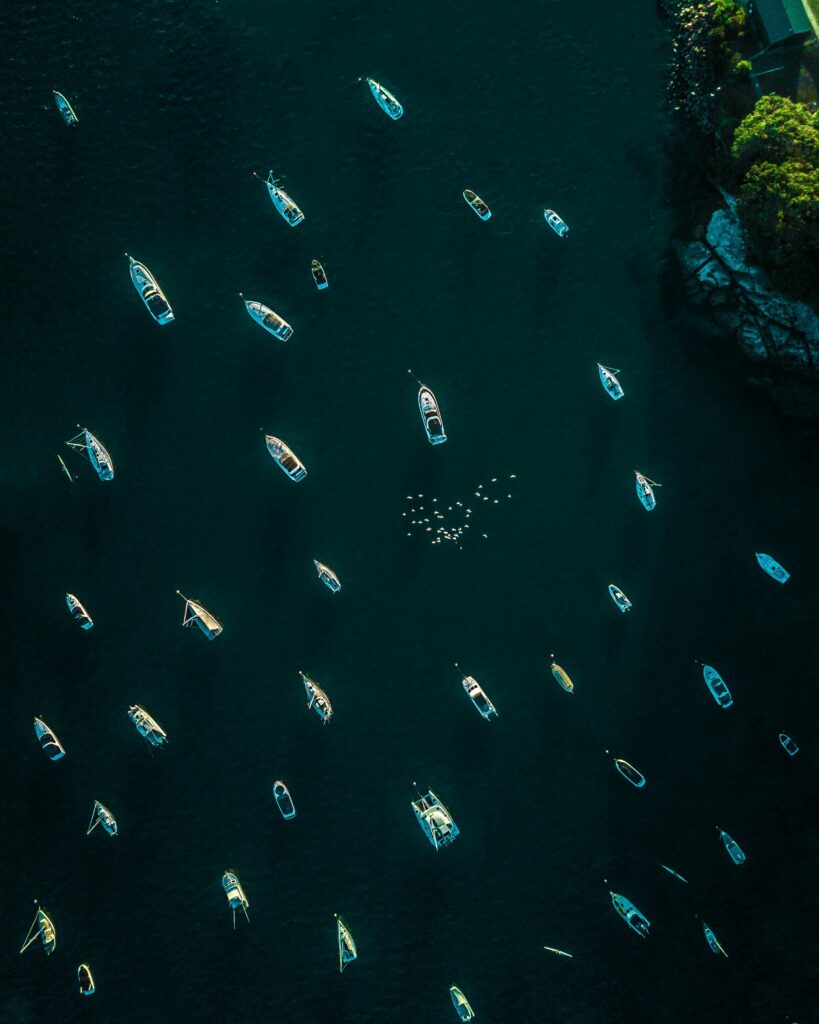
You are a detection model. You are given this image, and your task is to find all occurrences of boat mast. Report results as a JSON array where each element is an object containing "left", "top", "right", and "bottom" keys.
[
  {"left": 86, "top": 803, "right": 101, "bottom": 835},
  {"left": 19, "top": 911, "right": 40, "bottom": 953},
  {"left": 57, "top": 455, "right": 74, "bottom": 481}
]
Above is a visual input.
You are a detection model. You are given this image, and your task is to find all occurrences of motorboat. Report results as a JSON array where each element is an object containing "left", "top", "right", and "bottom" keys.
[
  {"left": 635, "top": 471, "right": 660, "bottom": 511},
  {"left": 412, "top": 788, "right": 459, "bottom": 850},
  {"left": 34, "top": 718, "right": 65, "bottom": 761},
  {"left": 126, "top": 255, "right": 174, "bottom": 325},
  {"left": 265, "top": 435, "right": 307, "bottom": 482},
  {"left": 86, "top": 800, "right": 118, "bottom": 837},
  {"left": 544, "top": 208, "right": 569, "bottom": 237},
  {"left": 449, "top": 985, "right": 474, "bottom": 1021},
  {"left": 177, "top": 591, "right": 223, "bottom": 640},
  {"left": 418, "top": 383, "right": 447, "bottom": 445},
  {"left": 597, "top": 364, "right": 624, "bottom": 400},
  {"left": 258, "top": 170, "right": 304, "bottom": 226},
  {"left": 455, "top": 663, "right": 498, "bottom": 719},
  {"left": 608, "top": 584, "right": 632, "bottom": 613},
  {"left": 462, "top": 189, "right": 491, "bottom": 220},
  {"left": 222, "top": 871, "right": 250, "bottom": 928},
  {"left": 660, "top": 864, "right": 688, "bottom": 884},
  {"left": 779, "top": 732, "right": 799, "bottom": 756},
  {"left": 19, "top": 905, "right": 56, "bottom": 955},
  {"left": 66, "top": 593, "right": 93, "bottom": 630},
  {"left": 66, "top": 427, "right": 114, "bottom": 481},
  {"left": 273, "top": 780, "right": 296, "bottom": 820},
  {"left": 364, "top": 77, "right": 403, "bottom": 119},
  {"left": 53, "top": 91, "right": 78, "bottom": 125},
  {"left": 543, "top": 946, "right": 573, "bottom": 958},
  {"left": 755, "top": 552, "right": 789, "bottom": 583},
  {"left": 607, "top": 750, "right": 645, "bottom": 788},
  {"left": 313, "top": 560, "right": 341, "bottom": 593},
  {"left": 78, "top": 963, "right": 95, "bottom": 995},
  {"left": 717, "top": 828, "right": 746, "bottom": 864},
  {"left": 299, "top": 671, "right": 333, "bottom": 723},
  {"left": 701, "top": 663, "right": 733, "bottom": 709},
  {"left": 550, "top": 655, "right": 574, "bottom": 694},
  {"left": 240, "top": 294, "right": 293, "bottom": 341},
  {"left": 127, "top": 704, "right": 167, "bottom": 747},
  {"left": 702, "top": 920, "right": 728, "bottom": 957},
  {"left": 311, "top": 260, "right": 328, "bottom": 290},
  {"left": 335, "top": 914, "right": 357, "bottom": 972},
  {"left": 610, "top": 891, "right": 650, "bottom": 938}
]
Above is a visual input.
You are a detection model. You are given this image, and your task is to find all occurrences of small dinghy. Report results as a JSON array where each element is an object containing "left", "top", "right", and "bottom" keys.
[
  {"left": 53, "top": 91, "right": 78, "bottom": 126},
  {"left": 313, "top": 559, "right": 341, "bottom": 592},
  {"left": 449, "top": 985, "right": 475, "bottom": 1021},
  {"left": 20, "top": 905, "right": 56, "bottom": 955},
  {"left": 265, "top": 434, "right": 307, "bottom": 482},
  {"left": 418, "top": 383, "right": 447, "bottom": 445},
  {"left": 66, "top": 427, "right": 114, "bottom": 481},
  {"left": 412, "top": 787, "right": 459, "bottom": 850},
  {"left": 635, "top": 471, "right": 660, "bottom": 511},
  {"left": 273, "top": 780, "right": 296, "bottom": 820},
  {"left": 598, "top": 364, "right": 624, "bottom": 400},
  {"left": 462, "top": 189, "right": 491, "bottom": 220},
  {"left": 299, "top": 671, "right": 333, "bottom": 723},
  {"left": 606, "top": 750, "right": 646, "bottom": 788},
  {"left": 717, "top": 827, "right": 746, "bottom": 865},
  {"left": 86, "top": 800, "right": 117, "bottom": 837},
  {"left": 222, "top": 871, "right": 250, "bottom": 928},
  {"left": 610, "top": 891, "right": 650, "bottom": 938},
  {"left": 779, "top": 732, "right": 799, "bottom": 756},
  {"left": 254, "top": 170, "right": 304, "bottom": 226},
  {"left": 608, "top": 584, "right": 632, "bottom": 613},
  {"left": 755, "top": 552, "right": 789, "bottom": 583},
  {"left": 455, "top": 663, "right": 498, "bottom": 720},
  {"left": 364, "top": 77, "right": 403, "bottom": 119},
  {"left": 701, "top": 920, "right": 728, "bottom": 957},
  {"left": 66, "top": 593, "right": 93, "bottom": 630},
  {"left": 34, "top": 718, "right": 65, "bottom": 761},
  {"left": 335, "top": 914, "right": 357, "bottom": 972},
  {"left": 543, "top": 946, "right": 573, "bottom": 958},
  {"left": 311, "top": 260, "right": 329, "bottom": 290},
  {"left": 701, "top": 663, "right": 733, "bottom": 709},
  {"left": 126, "top": 254, "right": 174, "bottom": 325},
  {"left": 660, "top": 864, "right": 689, "bottom": 884},
  {"left": 550, "top": 654, "right": 574, "bottom": 694},
  {"left": 77, "top": 963, "right": 95, "bottom": 995},
  {"left": 177, "top": 591, "right": 223, "bottom": 640},
  {"left": 127, "top": 704, "right": 167, "bottom": 747},
  {"left": 544, "top": 208, "right": 569, "bottom": 237},
  {"left": 240, "top": 294, "right": 293, "bottom": 341}
]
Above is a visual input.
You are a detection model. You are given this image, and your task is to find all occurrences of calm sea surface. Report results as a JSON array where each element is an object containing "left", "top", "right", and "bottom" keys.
[{"left": 2, "top": 2, "right": 817, "bottom": 1022}]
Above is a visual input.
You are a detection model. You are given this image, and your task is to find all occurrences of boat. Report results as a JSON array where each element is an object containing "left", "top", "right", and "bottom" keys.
[
  {"left": 449, "top": 986, "right": 474, "bottom": 1021},
  {"left": 549, "top": 655, "right": 574, "bottom": 694},
  {"left": 66, "top": 427, "right": 114, "bottom": 481},
  {"left": 177, "top": 591, "right": 223, "bottom": 640},
  {"left": 364, "top": 77, "right": 403, "bottom": 119},
  {"left": 606, "top": 750, "right": 646, "bottom": 788},
  {"left": 412, "top": 788, "right": 459, "bottom": 850},
  {"left": 462, "top": 189, "right": 491, "bottom": 221},
  {"left": 544, "top": 208, "right": 569, "bottom": 237},
  {"left": 34, "top": 718, "right": 65, "bottom": 761},
  {"left": 779, "top": 732, "right": 799, "bottom": 756},
  {"left": 701, "top": 921, "right": 728, "bottom": 957},
  {"left": 717, "top": 828, "right": 745, "bottom": 864},
  {"left": 311, "top": 260, "right": 328, "bottom": 290},
  {"left": 542, "top": 946, "right": 573, "bottom": 958},
  {"left": 635, "top": 471, "right": 660, "bottom": 511},
  {"left": 66, "top": 593, "right": 93, "bottom": 630},
  {"left": 610, "top": 891, "right": 650, "bottom": 938},
  {"left": 86, "top": 800, "right": 117, "bottom": 837},
  {"left": 299, "top": 671, "right": 333, "bottom": 723},
  {"left": 53, "top": 91, "right": 78, "bottom": 126},
  {"left": 125, "top": 254, "right": 174, "bottom": 325},
  {"left": 335, "top": 914, "right": 357, "bottom": 972},
  {"left": 418, "top": 383, "right": 447, "bottom": 445},
  {"left": 265, "top": 435, "right": 307, "bottom": 481},
  {"left": 454, "top": 663, "right": 498, "bottom": 719},
  {"left": 755, "top": 552, "right": 789, "bottom": 583},
  {"left": 19, "top": 905, "right": 56, "bottom": 955},
  {"left": 57, "top": 455, "right": 75, "bottom": 482},
  {"left": 701, "top": 663, "right": 733, "bottom": 709},
  {"left": 77, "top": 963, "right": 95, "bottom": 995},
  {"left": 256, "top": 170, "right": 305, "bottom": 226},
  {"left": 598, "top": 364, "right": 624, "bottom": 400},
  {"left": 240, "top": 294, "right": 293, "bottom": 341},
  {"left": 608, "top": 584, "right": 632, "bottom": 613},
  {"left": 127, "top": 704, "right": 167, "bottom": 747},
  {"left": 273, "top": 780, "right": 296, "bottom": 820},
  {"left": 313, "top": 559, "right": 341, "bottom": 592},
  {"left": 660, "top": 864, "right": 689, "bottom": 884},
  {"left": 222, "top": 871, "right": 250, "bottom": 928}
]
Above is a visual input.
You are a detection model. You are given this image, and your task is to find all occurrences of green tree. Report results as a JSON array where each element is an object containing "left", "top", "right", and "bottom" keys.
[{"left": 732, "top": 96, "right": 819, "bottom": 171}]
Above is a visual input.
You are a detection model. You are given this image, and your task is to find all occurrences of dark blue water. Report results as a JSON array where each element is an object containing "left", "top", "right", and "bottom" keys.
[{"left": 2, "top": 2, "right": 817, "bottom": 1022}]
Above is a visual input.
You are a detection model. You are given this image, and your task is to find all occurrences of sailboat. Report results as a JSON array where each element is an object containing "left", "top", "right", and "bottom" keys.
[
  {"left": 66, "top": 593, "right": 93, "bottom": 630},
  {"left": 549, "top": 654, "right": 574, "bottom": 693},
  {"left": 635, "top": 471, "right": 660, "bottom": 511},
  {"left": 364, "top": 77, "right": 403, "bottom": 119},
  {"left": 254, "top": 170, "right": 305, "bottom": 226},
  {"left": 53, "top": 91, "right": 78, "bottom": 125},
  {"left": 66, "top": 427, "right": 114, "bottom": 481},
  {"left": 222, "top": 871, "right": 250, "bottom": 928},
  {"left": 34, "top": 718, "right": 65, "bottom": 761},
  {"left": 313, "top": 559, "right": 341, "bottom": 592},
  {"left": 701, "top": 920, "right": 728, "bottom": 957},
  {"left": 77, "top": 963, "right": 95, "bottom": 995},
  {"left": 455, "top": 663, "right": 498, "bottom": 719},
  {"left": 597, "top": 364, "right": 624, "bottom": 400},
  {"left": 412, "top": 787, "right": 460, "bottom": 849},
  {"left": 717, "top": 827, "right": 746, "bottom": 865},
  {"left": 299, "top": 671, "right": 333, "bottom": 723},
  {"left": 449, "top": 985, "right": 475, "bottom": 1021},
  {"left": 606, "top": 750, "right": 646, "bottom": 788},
  {"left": 127, "top": 704, "right": 167, "bottom": 747},
  {"left": 86, "top": 800, "right": 118, "bottom": 837},
  {"left": 19, "top": 904, "right": 56, "bottom": 955},
  {"left": 335, "top": 914, "right": 357, "bottom": 972},
  {"left": 177, "top": 591, "right": 223, "bottom": 640}
]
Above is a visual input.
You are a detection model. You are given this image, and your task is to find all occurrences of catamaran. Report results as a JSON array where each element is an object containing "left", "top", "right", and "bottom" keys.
[
  {"left": 364, "top": 77, "right": 403, "bottom": 119},
  {"left": 311, "top": 260, "right": 328, "bottom": 290},
  {"left": 20, "top": 905, "right": 56, "bottom": 955},
  {"left": 463, "top": 189, "right": 491, "bottom": 220},
  {"left": 412, "top": 787, "right": 459, "bottom": 850},
  {"left": 449, "top": 985, "right": 475, "bottom": 1021},
  {"left": 661, "top": 864, "right": 689, "bottom": 884},
  {"left": 454, "top": 663, "right": 498, "bottom": 719},
  {"left": 717, "top": 828, "right": 745, "bottom": 864},
  {"left": 544, "top": 208, "right": 569, "bottom": 237},
  {"left": 543, "top": 946, "right": 573, "bottom": 958},
  {"left": 34, "top": 718, "right": 65, "bottom": 761},
  {"left": 126, "top": 254, "right": 174, "bottom": 325},
  {"left": 240, "top": 294, "right": 293, "bottom": 341},
  {"left": 755, "top": 552, "right": 789, "bottom": 583},
  {"left": 53, "top": 91, "right": 78, "bottom": 125},
  {"left": 701, "top": 920, "right": 728, "bottom": 957},
  {"left": 222, "top": 871, "right": 250, "bottom": 928},
  {"left": 66, "top": 593, "right": 93, "bottom": 630},
  {"left": 635, "top": 471, "right": 660, "bottom": 511},
  {"left": 606, "top": 750, "right": 646, "bottom": 788},
  {"left": 177, "top": 591, "right": 223, "bottom": 640},
  {"left": 779, "top": 732, "right": 799, "bottom": 756},
  {"left": 127, "top": 704, "right": 167, "bottom": 747},
  {"left": 610, "top": 891, "right": 650, "bottom": 938},
  {"left": 86, "top": 800, "right": 117, "bottom": 837},
  {"left": 550, "top": 655, "right": 574, "bottom": 694},
  {"left": 66, "top": 427, "right": 114, "bottom": 481},
  {"left": 701, "top": 663, "right": 733, "bottom": 709},
  {"left": 418, "top": 383, "right": 447, "bottom": 445},
  {"left": 299, "top": 671, "right": 333, "bottom": 723},
  {"left": 313, "top": 559, "right": 341, "bottom": 592},
  {"left": 265, "top": 435, "right": 307, "bottom": 481},
  {"left": 78, "top": 963, "right": 95, "bottom": 995},
  {"left": 608, "top": 584, "right": 632, "bottom": 613},
  {"left": 335, "top": 914, "right": 357, "bottom": 972},
  {"left": 273, "top": 780, "right": 296, "bottom": 820},
  {"left": 598, "top": 364, "right": 624, "bottom": 400},
  {"left": 254, "top": 170, "right": 305, "bottom": 226}
]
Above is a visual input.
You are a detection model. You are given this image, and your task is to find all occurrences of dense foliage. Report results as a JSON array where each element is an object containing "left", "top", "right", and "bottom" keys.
[{"left": 732, "top": 95, "right": 819, "bottom": 169}]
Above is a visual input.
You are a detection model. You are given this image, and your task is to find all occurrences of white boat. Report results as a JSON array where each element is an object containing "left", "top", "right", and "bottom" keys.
[
  {"left": 608, "top": 584, "right": 632, "bottom": 613},
  {"left": 550, "top": 655, "right": 574, "bottom": 694},
  {"left": 544, "top": 208, "right": 569, "bottom": 237},
  {"left": 635, "top": 471, "right": 660, "bottom": 511},
  {"left": 543, "top": 946, "right": 573, "bottom": 958},
  {"left": 755, "top": 552, "right": 789, "bottom": 583},
  {"left": 34, "top": 717, "right": 65, "bottom": 761},
  {"left": 412, "top": 788, "right": 459, "bottom": 849},
  {"left": 299, "top": 671, "right": 333, "bottom": 723},
  {"left": 240, "top": 294, "right": 293, "bottom": 341},
  {"left": 66, "top": 593, "right": 93, "bottom": 630},
  {"left": 257, "top": 170, "right": 305, "bottom": 226},
  {"left": 78, "top": 963, "right": 95, "bottom": 995},
  {"left": 19, "top": 905, "right": 56, "bottom": 955},
  {"left": 418, "top": 383, "right": 446, "bottom": 445},
  {"left": 702, "top": 920, "right": 728, "bottom": 957},
  {"left": 610, "top": 891, "right": 650, "bottom": 938},
  {"left": 273, "top": 780, "right": 296, "bottom": 820},
  {"left": 53, "top": 91, "right": 78, "bottom": 126},
  {"left": 127, "top": 704, "right": 167, "bottom": 747},
  {"left": 177, "top": 591, "right": 223, "bottom": 640},
  {"left": 779, "top": 732, "right": 799, "bottom": 756},
  {"left": 265, "top": 435, "right": 307, "bottom": 481},
  {"left": 449, "top": 985, "right": 475, "bottom": 1021},
  {"left": 364, "top": 77, "right": 403, "bottom": 119},
  {"left": 313, "top": 560, "right": 341, "bottom": 592},
  {"left": 222, "top": 871, "right": 250, "bottom": 928},
  {"left": 598, "top": 364, "right": 624, "bottom": 400},
  {"left": 701, "top": 663, "right": 733, "bottom": 709},
  {"left": 335, "top": 914, "right": 357, "bottom": 972},
  {"left": 463, "top": 189, "right": 491, "bottom": 221},
  {"left": 126, "top": 254, "right": 174, "bottom": 325},
  {"left": 86, "top": 800, "right": 118, "bottom": 837},
  {"left": 660, "top": 864, "right": 688, "bottom": 884},
  {"left": 66, "top": 427, "right": 114, "bottom": 481},
  {"left": 311, "top": 260, "right": 328, "bottom": 290},
  {"left": 717, "top": 827, "right": 746, "bottom": 864},
  {"left": 606, "top": 750, "right": 645, "bottom": 788},
  {"left": 455, "top": 663, "right": 498, "bottom": 719}
]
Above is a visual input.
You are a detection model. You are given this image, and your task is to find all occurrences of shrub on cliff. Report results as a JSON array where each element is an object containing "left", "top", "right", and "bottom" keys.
[{"left": 732, "top": 96, "right": 819, "bottom": 170}]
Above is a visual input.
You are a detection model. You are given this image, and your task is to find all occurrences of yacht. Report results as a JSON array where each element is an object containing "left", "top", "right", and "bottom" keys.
[
  {"left": 335, "top": 914, "right": 358, "bottom": 972},
  {"left": 454, "top": 663, "right": 498, "bottom": 719},
  {"left": 240, "top": 294, "right": 293, "bottom": 341},
  {"left": 273, "top": 780, "right": 296, "bottom": 820},
  {"left": 701, "top": 920, "right": 728, "bottom": 957},
  {"left": 66, "top": 593, "right": 93, "bottom": 630},
  {"left": 311, "top": 260, "right": 328, "bottom": 290},
  {"left": 86, "top": 800, "right": 118, "bottom": 837},
  {"left": 550, "top": 655, "right": 574, "bottom": 694},
  {"left": 608, "top": 584, "right": 632, "bottom": 613},
  {"left": 53, "top": 91, "right": 78, "bottom": 125},
  {"left": 418, "top": 384, "right": 447, "bottom": 445},
  {"left": 126, "top": 255, "right": 174, "bottom": 325},
  {"left": 260, "top": 170, "right": 304, "bottom": 226},
  {"left": 701, "top": 663, "right": 733, "bottom": 709},
  {"left": 412, "top": 788, "right": 459, "bottom": 849},
  {"left": 755, "top": 552, "right": 789, "bottom": 583},
  {"left": 299, "top": 671, "right": 333, "bottom": 723},
  {"left": 34, "top": 718, "right": 65, "bottom": 761},
  {"left": 78, "top": 963, "right": 95, "bottom": 995},
  {"left": 635, "top": 471, "right": 660, "bottom": 511},
  {"left": 222, "top": 871, "right": 250, "bottom": 928},
  {"left": 19, "top": 905, "right": 56, "bottom": 955},
  {"left": 779, "top": 732, "right": 799, "bottom": 756},
  {"left": 597, "top": 364, "right": 624, "bottom": 400},
  {"left": 127, "top": 704, "right": 167, "bottom": 747},
  {"left": 449, "top": 985, "right": 475, "bottom": 1021},
  {"left": 462, "top": 189, "right": 491, "bottom": 220},
  {"left": 606, "top": 750, "right": 646, "bottom": 788},
  {"left": 66, "top": 427, "right": 114, "bottom": 481},
  {"left": 313, "top": 559, "right": 341, "bottom": 592},
  {"left": 610, "top": 891, "right": 650, "bottom": 938},
  {"left": 717, "top": 828, "right": 746, "bottom": 864},
  {"left": 544, "top": 208, "right": 569, "bottom": 237},
  {"left": 364, "top": 77, "right": 403, "bottom": 119},
  {"left": 177, "top": 591, "right": 223, "bottom": 640},
  {"left": 265, "top": 435, "right": 307, "bottom": 481}
]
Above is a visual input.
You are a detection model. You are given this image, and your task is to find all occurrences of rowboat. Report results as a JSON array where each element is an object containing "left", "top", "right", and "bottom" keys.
[
  {"left": 608, "top": 584, "right": 632, "bottom": 613},
  {"left": 273, "top": 780, "right": 296, "bottom": 820},
  {"left": 127, "top": 704, "right": 167, "bottom": 747},
  {"left": 660, "top": 864, "right": 688, "bottom": 884},
  {"left": 779, "top": 732, "right": 799, "bottom": 756},
  {"left": 222, "top": 871, "right": 250, "bottom": 928},
  {"left": 412, "top": 787, "right": 459, "bottom": 849},
  {"left": 20, "top": 905, "right": 56, "bottom": 955},
  {"left": 255, "top": 170, "right": 304, "bottom": 226},
  {"left": 86, "top": 800, "right": 118, "bottom": 837},
  {"left": 701, "top": 663, "right": 733, "bottom": 709},
  {"left": 299, "top": 671, "right": 333, "bottom": 723},
  {"left": 755, "top": 552, "right": 789, "bottom": 583},
  {"left": 53, "top": 91, "right": 78, "bottom": 125},
  {"left": 78, "top": 963, "right": 95, "bottom": 995},
  {"left": 544, "top": 208, "right": 569, "bottom": 237},
  {"left": 606, "top": 750, "right": 645, "bottom": 788},
  {"left": 543, "top": 946, "right": 573, "bottom": 958},
  {"left": 364, "top": 77, "right": 403, "bottom": 119},
  {"left": 550, "top": 655, "right": 574, "bottom": 694},
  {"left": 66, "top": 427, "right": 114, "bottom": 481},
  {"left": 610, "top": 891, "right": 650, "bottom": 938},
  {"left": 66, "top": 593, "right": 93, "bottom": 630},
  {"left": 335, "top": 914, "right": 357, "bottom": 972},
  {"left": 311, "top": 260, "right": 328, "bottom": 290},
  {"left": 418, "top": 383, "right": 447, "bottom": 445},
  {"left": 177, "top": 591, "right": 223, "bottom": 640},
  {"left": 449, "top": 985, "right": 475, "bottom": 1021},
  {"left": 635, "top": 471, "right": 660, "bottom": 511},
  {"left": 313, "top": 559, "right": 341, "bottom": 592},
  {"left": 701, "top": 920, "right": 728, "bottom": 957},
  {"left": 455, "top": 663, "right": 498, "bottom": 719},
  {"left": 34, "top": 718, "right": 65, "bottom": 761},
  {"left": 240, "top": 294, "right": 293, "bottom": 341},
  {"left": 126, "top": 254, "right": 174, "bottom": 325},
  {"left": 462, "top": 189, "right": 491, "bottom": 220},
  {"left": 717, "top": 827, "right": 746, "bottom": 865},
  {"left": 265, "top": 435, "right": 307, "bottom": 481},
  {"left": 598, "top": 364, "right": 624, "bottom": 400}
]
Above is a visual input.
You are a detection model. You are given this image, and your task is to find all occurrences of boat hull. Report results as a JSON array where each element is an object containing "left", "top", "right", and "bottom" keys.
[
  {"left": 755, "top": 552, "right": 789, "bottom": 583},
  {"left": 544, "top": 209, "right": 569, "bottom": 237},
  {"left": 463, "top": 189, "right": 491, "bottom": 220},
  {"left": 128, "top": 258, "right": 174, "bottom": 324},
  {"left": 365, "top": 78, "right": 403, "bottom": 119},
  {"left": 53, "top": 91, "right": 78, "bottom": 125},
  {"left": 702, "top": 665, "right": 733, "bottom": 709},
  {"left": 635, "top": 473, "right": 656, "bottom": 511},
  {"left": 608, "top": 584, "right": 632, "bottom": 612},
  {"left": 265, "top": 435, "right": 307, "bottom": 481},
  {"left": 418, "top": 386, "right": 446, "bottom": 445},
  {"left": 598, "top": 364, "right": 624, "bottom": 400},
  {"left": 244, "top": 299, "right": 293, "bottom": 341},
  {"left": 273, "top": 781, "right": 297, "bottom": 819},
  {"left": 412, "top": 790, "right": 459, "bottom": 849},
  {"left": 550, "top": 661, "right": 573, "bottom": 693}
]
